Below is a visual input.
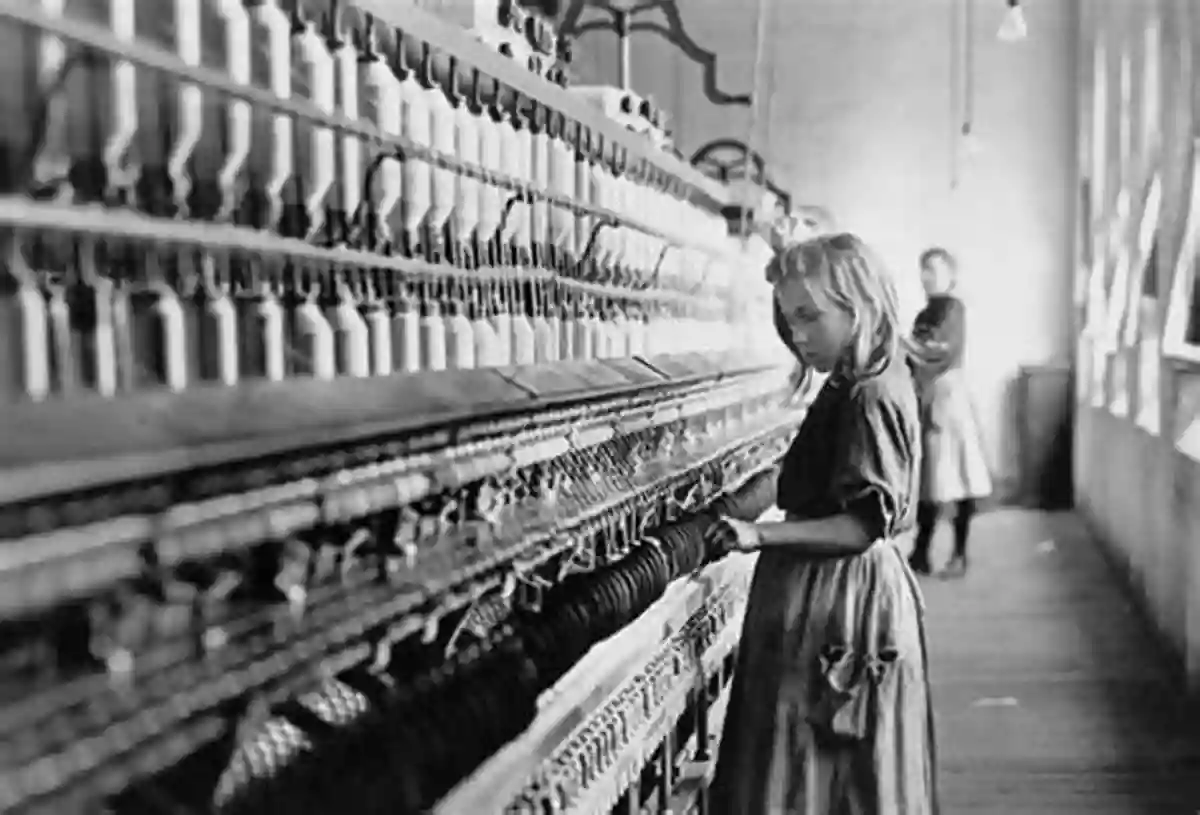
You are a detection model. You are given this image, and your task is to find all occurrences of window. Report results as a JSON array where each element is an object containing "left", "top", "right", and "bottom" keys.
[
  {"left": 1106, "top": 241, "right": 1133, "bottom": 416},
  {"left": 1092, "top": 38, "right": 1109, "bottom": 210},
  {"left": 1109, "top": 348, "right": 1131, "bottom": 417},
  {"left": 1123, "top": 176, "right": 1162, "bottom": 340},
  {"left": 1163, "top": 144, "right": 1200, "bottom": 365},
  {"left": 1118, "top": 48, "right": 1133, "bottom": 176},
  {"left": 1084, "top": 255, "right": 1110, "bottom": 408},
  {"left": 1102, "top": 189, "right": 1134, "bottom": 415},
  {"left": 1142, "top": 20, "right": 1161, "bottom": 158},
  {"left": 1177, "top": 412, "right": 1200, "bottom": 458},
  {"left": 1104, "top": 190, "right": 1132, "bottom": 343},
  {"left": 1083, "top": 255, "right": 1108, "bottom": 339},
  {"left": 1075, "top": 191, "right": 1094, "bottom": 406},
  {"left": 1174, "top": 373, "right": 1200, "bottom": 460},
  {"left": 1165, "top": 242, "right": 1200, "bottom": 354},
  {"left": 1076, "top": 179, "right": 1093, "bottom": 312},
  {"left": 1136, "top": 291, "right": 1161, "bottom": 433},
  {"left": 1090, "top": 334, "right": 1108, "bottom": 408},
  {"left": 1076, "top": 336, "right": 1091, "bottom": 405},
  {"left": 1142, "top": 234, "right": 1159, "bottom": 297},
  {"left": 1083, "top": 252, "right": 1109, "bottom": 407},
  {"left": 1184, "top": 269, "right": 1200, "bottom": 345},
  {"left": 1078, "top": 44, "right": 1093, "bottom": 183}
]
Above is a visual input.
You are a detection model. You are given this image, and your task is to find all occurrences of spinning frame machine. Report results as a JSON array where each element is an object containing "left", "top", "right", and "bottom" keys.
[{"left": 0, "top": 0, "right": 804, "bottom": 812}]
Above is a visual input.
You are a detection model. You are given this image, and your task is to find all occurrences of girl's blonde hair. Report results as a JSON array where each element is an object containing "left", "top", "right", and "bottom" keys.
[{"left": 768, "top": 233, "right": 914, "bottom": 380}]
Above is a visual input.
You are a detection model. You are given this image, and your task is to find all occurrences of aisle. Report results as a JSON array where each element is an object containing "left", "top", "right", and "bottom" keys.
[{"left": 922, "top": 509, "right": 1200, "bottom": 813}]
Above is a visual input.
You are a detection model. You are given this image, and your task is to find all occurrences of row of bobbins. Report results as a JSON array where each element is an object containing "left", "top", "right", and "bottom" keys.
[
  {"left": 3, "top": 235, "right": 730, "bottom": 401},
  {"left": 1, "top": 0, "right": 758, "bottom": 403},
  {"left": 21, "top": 0, "right": 731, "bottom": 281}
]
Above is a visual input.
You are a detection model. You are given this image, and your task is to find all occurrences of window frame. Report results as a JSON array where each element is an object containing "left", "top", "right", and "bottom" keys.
[
  {"left": 1105, "top": 198, "right": 1134, "bottom": 415},
  {"left": 1092, "top": 35, "right": 1109, "bottom": 214},
  {"left": 1082, "top": 238, "right": 1110, "bottom": 408},
  {"left": 1162, "top": 144, "right": 1200, "bottom": 365},
  {"left": 1122, "top": 173, "right": 1162, "bottom": 347},
  {"left": 1128, "top": 174, "right": 1162, "bottom": 435},
  {"left": 1117, "top": 45, "right": 1133, "bottom": 177},
  {"left": 1175, "top": 374, "right": 1200, "bottom": 458},
  {"left": 1103, "top": 189, "right": 1134, "bottom": 346}
]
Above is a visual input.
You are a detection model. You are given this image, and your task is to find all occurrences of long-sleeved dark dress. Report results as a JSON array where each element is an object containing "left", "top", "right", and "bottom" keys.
[
  {"left": 911, "top": 295, "right": 966, "bottom": 378},
  {"left": 910, "top": 295, "right": 992, "bottom": 504},
  {"left": 708, "top": 351, "right": 939, "bottom": 814}
]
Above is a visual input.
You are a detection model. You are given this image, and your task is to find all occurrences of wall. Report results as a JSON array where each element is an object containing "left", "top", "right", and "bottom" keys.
[
  {"left": 1072, "top": 0, "right": 1200, "bottom": 688},
  {"left": 567, "top": 0, "right": 1078, "bottom": 498}
]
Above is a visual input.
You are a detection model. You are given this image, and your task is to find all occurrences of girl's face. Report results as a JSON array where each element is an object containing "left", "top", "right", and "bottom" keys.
[
  {"left": 774, "top": 275, "right": 853, "bottom": 372},
  {"left": 920, "top": 256, "right": 955, "bottom": 296}
]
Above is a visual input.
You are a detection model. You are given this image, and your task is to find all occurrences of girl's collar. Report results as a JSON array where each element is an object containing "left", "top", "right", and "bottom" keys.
[{"left": 828, "top": 361, "right": 854, "bottom": 389}]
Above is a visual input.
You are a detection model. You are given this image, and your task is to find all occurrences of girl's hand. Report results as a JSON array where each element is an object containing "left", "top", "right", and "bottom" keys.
[
  {"left": 705, "top": 515, "right": 762, "bottom": 554},
  {"left": 766, "top": 214, "right": 801, "bottom": 252}
]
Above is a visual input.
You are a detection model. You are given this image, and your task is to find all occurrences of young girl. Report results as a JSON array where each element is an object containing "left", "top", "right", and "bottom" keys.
[
  {"left": 707, "top": 234, "right": 939, "bottom": 814},
  {"left": 907, "top": 247, "right": 992, "bottom": 578}
]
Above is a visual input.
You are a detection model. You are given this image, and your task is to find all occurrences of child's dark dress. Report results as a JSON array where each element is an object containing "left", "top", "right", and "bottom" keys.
[
  {"left": 708, "top": 355, "right": 940, "bottom": 814},
  {"left": 911, "top": 295, "right": 992, "bottom": 503}
]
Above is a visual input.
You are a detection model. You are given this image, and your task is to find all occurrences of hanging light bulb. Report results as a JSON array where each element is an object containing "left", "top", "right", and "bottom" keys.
[
  {"left": 998, "top": 0, "right": 1028, "bottom": 42},
  {"left": 959, "top": 122, "right": 985, "bottom": 158},
  {"left": 952, "top": 124, "right": 982, "bottom": 190}
]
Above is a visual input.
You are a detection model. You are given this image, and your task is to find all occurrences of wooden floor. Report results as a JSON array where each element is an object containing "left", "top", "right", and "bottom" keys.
[{"left": 922, "top": 509, "right": 1200, "bottom": 814}]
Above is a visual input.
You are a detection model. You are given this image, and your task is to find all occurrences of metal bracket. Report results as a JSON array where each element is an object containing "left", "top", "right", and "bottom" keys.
[
  {"left": 513, "top": 568, "right": 553, "bottom": 613},
  {"left": 559, "top": 0, "right": 751, "bottom": 107},
  {"left": 359, "top": 148, "right": 407, "bottom": 208},
  {"left": 498, "top": 191, "right": 523, "bottom": 233},
  {"left": 576, "top": 217, "right": 617, "bottom": 273},
  {"left": 350, "top": 148, "right": 408, "bottom": 246},
  {"left": 638, "top": 501, "right": 661, "bottom": 535},
  {"left": 556, "top": 533, "right": 598, "bottom": 580},
  {"left": 26, "top": 49, "right": 89, "bottom": 197},
  {"left": 444, "top": 585, "right": 514, "bottom": 658},
  {"left": 650, "top": 243, "right": 672, "bottom": 284},
  {"left": 421, "top": 609, "right": 442, "bottom": 645}
]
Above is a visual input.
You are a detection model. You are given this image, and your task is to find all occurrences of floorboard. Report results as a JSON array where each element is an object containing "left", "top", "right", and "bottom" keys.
[{"left": 922, "top": 509, "right": 1200, "bottom": 814}]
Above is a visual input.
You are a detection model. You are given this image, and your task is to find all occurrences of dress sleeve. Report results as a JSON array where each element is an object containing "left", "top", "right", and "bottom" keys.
[
  {"left": 830, "top": 385, "right": 916, "bottom": 540},
  {"left": 911, "top": 299, "right": 965, "bottom": 379}
]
